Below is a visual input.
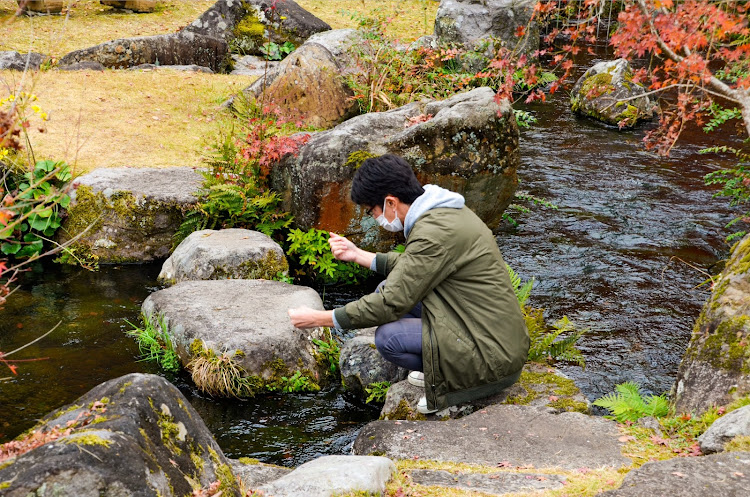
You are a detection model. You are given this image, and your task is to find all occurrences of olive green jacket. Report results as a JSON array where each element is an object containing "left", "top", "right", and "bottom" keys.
[{"left": 334, "top": 206, "right": 530, "bottom": 410}]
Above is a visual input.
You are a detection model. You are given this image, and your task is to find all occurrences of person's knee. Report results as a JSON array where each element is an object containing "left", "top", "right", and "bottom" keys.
[{"left": 374, "top": 324, "right": 394, "bottom": 353}]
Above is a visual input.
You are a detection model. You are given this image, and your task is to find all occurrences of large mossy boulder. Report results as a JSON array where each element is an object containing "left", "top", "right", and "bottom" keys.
[
  {"left": 183, "top": 0, "right": 331, "bottom": 56},
  {"left": 58, "top": 32, "right": 230, "bottom": 71},
  {"left": 271, "top": 87, "right": 520, "bottom": 251},
  {"left": 141, "top": 279, "right": 329, "bottom": 397},
  {"left": 158, "top": 228, "right": 288, "bottom": 286},
  {"left": 673, "top": 234, "right": 750, "bottom": 414},
  {"left": 570, "top": 59, "right": 656, "bottom": 127},
  {"left": 243, "top": 41, "right": 357, "bottom": 128},
  {"left": 58, "top": 167, "right": 202, "bottom": 264},
  {"left": 434, "top": 0, "right": 539, "bottom": 56},
  {"left": 0, "top": 373, "right": 241, "bottom": 497},
  {"left": 339, "top": 328, "right": 408, "bottom": 400}
]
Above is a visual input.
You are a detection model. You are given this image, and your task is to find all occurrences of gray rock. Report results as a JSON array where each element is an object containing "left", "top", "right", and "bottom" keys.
[
  {"left": 339, "top": 328, "right": 408, "bottom": 400},
  {"left": 258, "top": 455, "right": 395, "bottom": 497},
  {"left": 58, "top": 167, "right": 202, "bottom": 263},
  {"left": 229, "top": 458, "right": 291, "bottom": 488},
  {"left": 244, "top": 42, "right": 356, "bottom": 128},
  {"left": 57, "top": 61, "right": 106, "bottom": 71},
  {"left": 673, "top": 234, "right": 750, "bottom": 414},
  {"left": 353, "top": 404, "right": 630, "bottom": 470},
  {"left": 230, "top": 54, "right": 278, "bottom": 77},
  {"left": 435, "top": 0, "right": 539, "bottom": 56},
  {"left": 304, "top": 28, "right": 363, "bottom": 69},
  {"left": 409, "top": 468, "right": 566, "bottom": 495},
  {"left": 271, "top": 87, "right": 520, "bottom": 251},
  {"left": 183, "top": 0, "right": 331, "bottom": 56},
  {"left": 0, "top": 373, "right": 240, "bottom": 497},
  {"left": 17, "top": 0, "right": 64, "bottom": 13},
  {"left": 699, "top": 405, "right": 750, "bottom": 454},
  {"left": 0, "top": 51, "right": 46, "bottom": 71},
  {"left": 58, "top": 31, "right": 229, "bottom": 72},
  {"left": 141, "top": 280, "right": 327, "bottom": 396},
  {"left": 600, "top": 452, "right": 750, "bottom": 496},
  {"left": 570, "top": 59, "right": 656, "bottom": 127},
  {"left": 159, "top": 228, "right": 288, "bottom": 285},
  {"left": 128, "top": 63, "right": 214, "bottom": 73}
]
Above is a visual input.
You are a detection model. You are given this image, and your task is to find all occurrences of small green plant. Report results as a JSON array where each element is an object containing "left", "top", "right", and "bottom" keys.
[
  {"left": 260, "top": 41, "right": 295, "bottom": 61},
  {"left": 276, "top": 371, "right": 320, "bottom": 393},
  {"left": 0, "top": 160, "right": 71, "bottom": 259},
  {"left": 126, "top": 313, "right": 181, "bottom": 373},
  {"left": 286, "top": 228, "right": 370, "bottom": 285},
  {"left": 507, "top": 264, "right": 586, "bottom": 367},
  {"left": 365, "top": 381, "right": 391, "bottom": 404},
  {"left": 312, "top": 329, "right": 340, "bottom": 377},
  {"left": 502, "top": 189, "right": 558, "bottom": 227},
  {"left": 188, "top": 342, "right": 262, "bottom": 398},
  {"left": 702, "top": 145, "right": 749, "bottom": 242},
  {"left": 593, "top": 381, "right": 670, "bottom": 423}
]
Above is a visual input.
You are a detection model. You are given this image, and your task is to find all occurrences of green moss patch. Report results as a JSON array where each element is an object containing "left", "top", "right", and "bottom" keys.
[{"left": 503, "top": 367, "right": 590, "bottom": 414}]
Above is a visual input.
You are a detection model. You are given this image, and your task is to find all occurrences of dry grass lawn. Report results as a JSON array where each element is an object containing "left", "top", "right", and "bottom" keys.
[{"left": 0, "top": 0, "right": 437, "bottom": 174}]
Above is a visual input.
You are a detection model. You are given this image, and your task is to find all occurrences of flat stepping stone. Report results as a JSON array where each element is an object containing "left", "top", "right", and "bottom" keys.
[
  {"left": 601, "top": 451, "right": 750, "bottom": 496},
  {"left": 257, "top": 455, "right": 395, "bottom": 497},
  {"left": 141, "top": 280, "right": 328, "bottom": 396},
  {"left": 229, "top": 459, "right": 291, "bottom": 489},
  {"left": 158, "top": 229, "right": 288, "bottom": 285},
  {"left": 60, "top": 167, "right": 202, "bottom": 263},
  {"left": 353, "top": 404, "right": 630, "bottom": 470},
  {"left": 409, "top": 468, "right": 566, "bottom": 495}
]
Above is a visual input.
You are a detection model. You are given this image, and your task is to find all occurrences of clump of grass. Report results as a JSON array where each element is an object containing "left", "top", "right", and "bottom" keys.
[
  {"left": 126, "top": 313, "right": 180, "bottom": 372},
  {"left": 188, "top": 342, "right": 262, "bottom": 398}
]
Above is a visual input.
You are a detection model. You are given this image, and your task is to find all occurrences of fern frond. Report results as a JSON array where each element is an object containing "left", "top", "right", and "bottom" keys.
[{"left": 593, "top": 382, "right": 669, "bottom": 422}]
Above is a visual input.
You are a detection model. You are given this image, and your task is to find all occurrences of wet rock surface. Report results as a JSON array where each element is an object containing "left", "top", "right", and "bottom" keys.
[
  {"left": 58, "top": 167, "right": 202, "bottom": 263},
  {"left": 600, "top": 451, "right": 750, "bottom": 496},
  {"left": 339, "top": 327, "right": 408, "bottom": 400},
  {"left": 570, "top": 59, "right": 655, "bottom": 127},
  {"left": 353, "top": 403, "right": 630, "bottom": 470},
  {"left": 271, "top": 87, "right": 519, "bottom": 251},
  {"left": 673, "top": 234, "right": 750, "bottom": 414},
  {"left": 257, "top": 455, "right": 395, "bottom": 497},
  {"left": 158, "top": 228, "right": 287, "bottom": 285},
  {"left": 141, "top": 280, "right": 327, "bottom": 391},
  {"left": 0, "top": 373, "right": 240, "bottom": 497}
]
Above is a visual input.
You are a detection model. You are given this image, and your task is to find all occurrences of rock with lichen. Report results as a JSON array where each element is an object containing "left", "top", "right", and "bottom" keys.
[
  {"left": 141, "top": 279, "right": 329, "bottom": 397},
  {"left": 182, "top": 0, "right": 331, "bottom": 57},
  {"left": 158, "top": 228, "right": 288, "bottom": 286},
  {"left": 0, "top": 51, "right": 46, "bottom": 71},
  {"left": 58, "top": 32, "right": 230, "bottom": 71},
  {"left": 339, "top": 328, "right": 408, "bottom": 400},
  {"left": 434, "top": 0, "right": 539, "bottom": 56},
  {"left": 57, "top": 167, "right": 202, "bottom": 264},
  {"left": 16, "top": 0, "right": 64, "bottom": 13},
  {"left": 570, "top": 58, "right": 656, "bottom": 127},
  {"left": 672, "top": 233, "right": 750, "bottom": 414},
  {"left": 0, "top": 373, "right": 241, "bottom": 497},
  {"left": 271, "top": 87, "right": 520, "bottom": 252},
  {"left": 100, "top": 0, "right": 156, "bottom": 12}
]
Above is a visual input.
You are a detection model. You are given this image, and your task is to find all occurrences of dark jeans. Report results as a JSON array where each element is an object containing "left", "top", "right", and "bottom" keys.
[{"left": 374, "top": 281, "right": 423, "bottom": 371}]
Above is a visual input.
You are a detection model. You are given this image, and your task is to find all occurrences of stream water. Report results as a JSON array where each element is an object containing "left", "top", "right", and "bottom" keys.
[{"left": 0, "top": 88, "right": 742, "bottom": 467}]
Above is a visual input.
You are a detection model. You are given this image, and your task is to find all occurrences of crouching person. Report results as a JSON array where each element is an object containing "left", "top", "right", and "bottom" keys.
[{"left": 288, "top": 154, "right": 529, "bottom": 414}]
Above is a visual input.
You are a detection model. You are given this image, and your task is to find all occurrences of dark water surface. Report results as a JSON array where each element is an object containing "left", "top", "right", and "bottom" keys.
[{"left": 0, "top": 92, "right": 742, "bottom": 465}]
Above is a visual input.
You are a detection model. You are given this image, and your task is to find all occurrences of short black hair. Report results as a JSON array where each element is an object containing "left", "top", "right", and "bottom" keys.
[{"left": 351, "top": 154, "right": 424, "bottom": 208}]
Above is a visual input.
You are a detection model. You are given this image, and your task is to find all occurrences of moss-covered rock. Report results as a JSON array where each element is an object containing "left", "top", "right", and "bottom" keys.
[
  {"left": 158, "top": 228, "right": 288, "bottom": 285},
  {"left": 570, "top": 58, "right": 656, "bottom": 127},
  {"left": 57, "top": 167, "right": 202, "bottom": 264},
  {"left": 0, "top": 373, "right": 240, "bottom": 497},
  {"left": 673, "top": 233, "right": 750, "bottom": 414}
]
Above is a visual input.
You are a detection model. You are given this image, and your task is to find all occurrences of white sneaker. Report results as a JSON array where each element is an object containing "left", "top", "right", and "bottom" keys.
[
  {"left": 417, "top": 395, "right": 438, "bottom": 414},
  {"left": 407, "top": 371, "right": 425, "bottom": 388}
]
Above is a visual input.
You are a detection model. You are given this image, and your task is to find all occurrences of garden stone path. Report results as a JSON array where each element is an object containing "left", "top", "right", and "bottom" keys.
[
  {"left": 353, "top": 404, "right": 630, "bottom": 470},
  {"left": 408, "top": 469, "right": 566, "bottom": 495},
  {"left": 600, "top": 451, "right": 750, "bottom": 496}
]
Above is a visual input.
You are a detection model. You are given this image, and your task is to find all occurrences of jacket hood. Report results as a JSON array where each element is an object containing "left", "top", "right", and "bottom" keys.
[{"left": 404, "top": 184, "right": 465, "bottom": 237}]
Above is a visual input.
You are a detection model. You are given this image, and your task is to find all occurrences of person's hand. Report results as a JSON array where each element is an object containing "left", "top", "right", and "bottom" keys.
[
  {"left": 328, "top": 232, "right": 359, "bottom": 263},
  {"left": 288, "top": 307, "right": 333, "bottom": 329}
]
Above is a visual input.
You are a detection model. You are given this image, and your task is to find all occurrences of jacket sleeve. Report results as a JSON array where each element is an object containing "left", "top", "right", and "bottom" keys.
[
  {"left": 334, "top": 234, "right": 456, "bottom": 329},
  {"left": 374, "top": 251, "right": 401, "bottom": 276}
]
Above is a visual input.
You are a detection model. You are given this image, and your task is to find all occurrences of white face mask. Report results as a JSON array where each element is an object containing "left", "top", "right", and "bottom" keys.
[{"left": 376, "top": 198, "right": 404, "bottom": 232}]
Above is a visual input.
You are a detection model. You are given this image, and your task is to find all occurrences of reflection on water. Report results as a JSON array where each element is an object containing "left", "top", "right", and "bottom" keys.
[{"left": 0, "top": 91, "right": 743, "bottom": 465}]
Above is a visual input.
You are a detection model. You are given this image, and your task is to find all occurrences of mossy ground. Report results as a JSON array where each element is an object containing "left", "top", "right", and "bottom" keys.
[{"left": 503, "top": 365, "right": 590, "bottom": 414}]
